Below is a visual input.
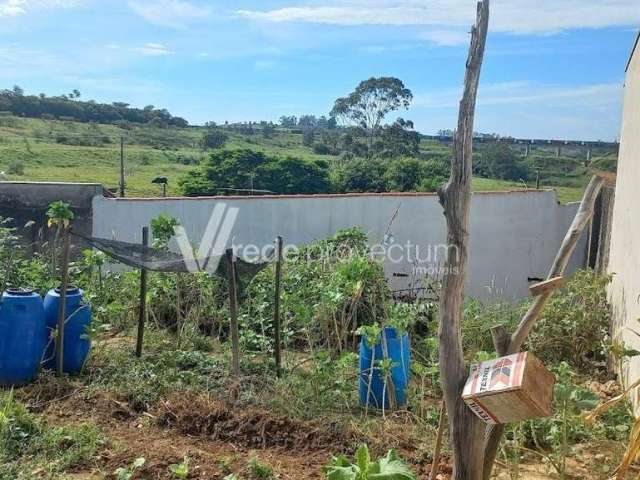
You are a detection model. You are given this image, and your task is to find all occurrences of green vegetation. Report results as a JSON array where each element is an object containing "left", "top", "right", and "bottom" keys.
[
  {"left": 1, "top": 85, "right": 188, "bottom": 127},
  {"left": 0, "top": 212, "right": 633, "bottom": 478},
  {"left": 0, "top": 390, "right": 105, "bottom": 479},
  {"left": 324, "top": 444, "right": 415, "bottom": 480},
  {"left": 0, "top": 85, "right": 604, "bottom": 202},
  {"left": 180, "top": 148, "right": 331, "bottom": 196}
]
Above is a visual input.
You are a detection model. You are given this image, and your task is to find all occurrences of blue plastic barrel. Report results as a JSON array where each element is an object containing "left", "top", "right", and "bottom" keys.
[
  {"left": 43, "top": 286, "right": 92, "bottom": 374},
  {"left": 0, "top": 288, "right": 46, "bottom": 386},
  {"left": 359, "top": 327, "right": 411, "bottom": 410}
]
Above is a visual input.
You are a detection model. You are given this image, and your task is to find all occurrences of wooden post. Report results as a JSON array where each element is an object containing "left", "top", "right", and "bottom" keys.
[
  {"left": 436, "top": 1, "right": 489, "bottom": 478},
  {"left": 273, "top": 236, "right": 283, "bottom": 376},
  {"left": 226, "top": 248, "right": 240, "bottom": 376},
  {"left": 119, "top": 136, "right": 125, "bottom": 198},
  {"left": 135, "top": 227, "right": 149, "bottom": 358},
  {"left": 56, "top": 228, "right": 71, "bottom": 377}
]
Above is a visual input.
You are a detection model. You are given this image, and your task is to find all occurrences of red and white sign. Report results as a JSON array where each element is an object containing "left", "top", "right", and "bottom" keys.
[{"left": 462, "top": 352, "right": 527, "bottom": 424}]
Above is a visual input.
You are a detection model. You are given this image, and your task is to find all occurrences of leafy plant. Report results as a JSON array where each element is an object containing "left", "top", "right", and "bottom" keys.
[
  {"left": 151, "top": 213, "right": 179, "bottom": 249},
  {"left": 527, "top": 362, "right": 599, "bottom": 479},
  {"left": 248, "top": 455, "right": 275, "bottom": 479},
  {"left": 170, "top": 455, "right": 190, "bottom": 479},
  {"left": 115, "top": 457, "right": 146, "bottom": 480},
  {"left": 323, "top": 444, "right": 415, "bottom": 480},
  {"left": 529, "top": 270, "right": 612, "bottom": 372},
  {"left": 46, "top": 200, "right": 74, "bottom": 228}
]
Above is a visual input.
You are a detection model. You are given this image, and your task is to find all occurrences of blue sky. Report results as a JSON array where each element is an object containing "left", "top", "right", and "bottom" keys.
[{"left": 0, "top": 0, "right": 638, "bottom": 140}]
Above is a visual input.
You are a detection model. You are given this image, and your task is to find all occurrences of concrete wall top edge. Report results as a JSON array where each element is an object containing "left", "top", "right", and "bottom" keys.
[{"left": 99, "top": 188, "right": 555, "bottom": 202}]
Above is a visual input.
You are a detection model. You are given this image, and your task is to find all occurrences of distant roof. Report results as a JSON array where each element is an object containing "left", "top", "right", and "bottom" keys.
[{"left": 627, "top": 30, "right": 640, "bottom": 73}]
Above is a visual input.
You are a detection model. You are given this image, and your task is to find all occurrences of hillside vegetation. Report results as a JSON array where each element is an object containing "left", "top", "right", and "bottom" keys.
[{"left": 0, "top": 114, "right": 593, "bottom": 202}]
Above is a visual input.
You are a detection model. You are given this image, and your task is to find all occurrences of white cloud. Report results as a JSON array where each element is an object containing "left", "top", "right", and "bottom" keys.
[
  {"left": 419, "top": 29, "right": 468, "bottom": 46},
  {"left": 129, "top": 0, "right": 210, "bottom": 28},
  {"left": 0, "top": 0, "right": 82, "bottom": 17},
  {"left": 133, "top": 43, "right": 173, "bottom": 56},
  {"left": 237, "top": 1, "right": 640, "bottom": 35},
  {"left": 0, "top": 0, "right": 26, "bottom": 17}
]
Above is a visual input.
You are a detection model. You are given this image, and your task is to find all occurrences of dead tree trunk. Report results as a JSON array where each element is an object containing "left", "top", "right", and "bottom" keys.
[
  {"left": 481, "top": 175, "right": 606, "bottom": 479},
  {"left": 436, "top": 2, "right": 490, "bottom": 479}
]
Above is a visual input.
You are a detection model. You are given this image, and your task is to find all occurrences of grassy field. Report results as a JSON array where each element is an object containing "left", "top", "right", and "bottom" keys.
[{"left": 0, "top": 115, "right": 584, "bottom": 202}]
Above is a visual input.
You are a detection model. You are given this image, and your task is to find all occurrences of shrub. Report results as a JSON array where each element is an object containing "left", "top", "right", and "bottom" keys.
[
  {"left": 313, "top": 143, "right": 334, "bottom": 155},
  {"left": 200, "top": 129, "right": 228, "bottom": 150},
  {"left": 7, "top": 160, "right": 24, "bottom": 175},
  {"left": 529, "top": 270, "right": 612, "bottom": 372},
  {"left": 179, "top": 149, "right": 331, "bottom": 196}
]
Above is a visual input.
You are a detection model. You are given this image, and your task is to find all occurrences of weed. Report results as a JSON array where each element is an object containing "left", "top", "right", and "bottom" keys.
[
  {"left": 248, "top": 455, "right": 276, "bottom": 479},
  {"left": 115, "top": 457, "right": 146, "bottom": 480},
  {"left": 0, "top": 391, "right": 105, "bottom": 477},
  {"left": 170, "top": 455, "right": 191, "bottom": 479}
]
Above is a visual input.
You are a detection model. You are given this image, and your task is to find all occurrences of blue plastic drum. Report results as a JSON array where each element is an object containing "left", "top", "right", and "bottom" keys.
[
  {"left": 0, "top": 288, "right": 46, "bottom": 386},
  {"left": 43, "top": 286, "right": 92, "bottom": 374},
  {"left": 359, "top": 327, "right": 411, "bottom": 410}
]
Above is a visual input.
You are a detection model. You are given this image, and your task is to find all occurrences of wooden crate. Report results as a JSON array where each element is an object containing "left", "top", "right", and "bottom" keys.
[{"left": 462, "top": 352, "right": 555, "bottom": 424}]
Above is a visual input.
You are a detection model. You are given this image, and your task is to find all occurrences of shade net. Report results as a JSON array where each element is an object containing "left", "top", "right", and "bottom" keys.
[{"left": 72, "top": 232, "right": 273, "bottom": 291}]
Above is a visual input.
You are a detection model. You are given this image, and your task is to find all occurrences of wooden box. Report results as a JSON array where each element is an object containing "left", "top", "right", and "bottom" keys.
[{"left": 462, "top": 352, "right": 555, "bottom": 424}]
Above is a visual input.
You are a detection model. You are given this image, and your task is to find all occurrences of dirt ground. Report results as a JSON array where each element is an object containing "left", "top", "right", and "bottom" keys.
[{"left": 36, "top": 388, "right": 444, "bottom": 479}]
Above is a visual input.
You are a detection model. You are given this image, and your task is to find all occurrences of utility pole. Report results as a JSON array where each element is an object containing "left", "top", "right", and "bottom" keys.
[{"left": 119, "top": 136, "right": 125, "bottom": 198}]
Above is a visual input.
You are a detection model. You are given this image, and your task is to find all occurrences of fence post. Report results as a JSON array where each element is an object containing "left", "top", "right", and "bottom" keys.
[
  {"left": 56, "top": 228, "right": 71, "bottom": 377},
  {"left": 273, "top": 236, "right": 283, "bottom": 376},
  {"left": 226, "top": 248, "right": 240, "bottom": 376},
  {"left": 135, "top": 226, "right": 149, "bottom": 357}
]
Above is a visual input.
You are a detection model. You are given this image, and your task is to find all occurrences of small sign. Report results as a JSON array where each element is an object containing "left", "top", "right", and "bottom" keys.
[{"left": 462, "top": 352, "right": 555, "bottom": 424}]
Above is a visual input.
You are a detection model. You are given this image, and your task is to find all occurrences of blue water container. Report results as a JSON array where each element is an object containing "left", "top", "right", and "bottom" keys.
[
  {"left": 0, "top": 288, "right": 47, "bottom": 386},
  {"left": 359, "top": 327, "right": 411, "bottom": 410},
  {"left": 43, "top": 286, "right": 92, "bottom": 374}
]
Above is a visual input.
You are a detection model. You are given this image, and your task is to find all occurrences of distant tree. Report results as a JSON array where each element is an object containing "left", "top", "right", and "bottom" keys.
[
  {"left": 0, "top": 87, "right": 188, "bottom": 126},
  {"left": 383, "top": 158, "right": 425, "bottom": 191},
  {"left": 374, "top": 117, "right": 420, "bottom": 158},
  {"left": 200, "top": 129, "right": 228, "bottom": 150},
  {"left": 298, "top": 115, "right": 317, "bottom": 128},
  {"left": 331, "top": 77, "right": 412, "bottom": 155},
  {"left": 179, "top": 149, "right": 331, "bottom": 196},
  {"left": 332, "top": 157, "right": 387, "bottom": 193},
  {"left": 475, "top": 143, "right": 532, "bottom": 181},
  {"left": 279, "top": 115, "right": 297, "bottom": 128}
]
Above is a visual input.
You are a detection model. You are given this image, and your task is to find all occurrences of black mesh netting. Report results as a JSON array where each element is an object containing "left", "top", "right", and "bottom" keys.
[{"left": 72, "top": 232, "right": 273, "bottom": 290}]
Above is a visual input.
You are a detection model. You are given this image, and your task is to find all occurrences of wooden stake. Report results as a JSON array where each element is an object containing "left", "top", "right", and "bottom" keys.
[
  {"left": 56, "top": 227, "right": 71, "bottom": 377},
  {"left": 528, "top": 276, "right": 564, "bottom": 297},
  {"left": 430, "top": 402, "right": 447, "bottom": 480},
  {"left": 135, "top": 226, "right": 149, "bottom": 358},
  {"left": 226, "top": 248, "right": 240, "bottom": 376},
  {"left": 273, "top": 236, "right": 283, "bottom": 376}
]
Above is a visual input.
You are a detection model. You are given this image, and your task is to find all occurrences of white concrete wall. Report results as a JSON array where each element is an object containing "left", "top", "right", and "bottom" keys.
[
  {"left": 609, "top": 35, "right": 640, "bottom": 402},
  {"left": 93, "top": 189, "right": 585, "bottom": 301}
]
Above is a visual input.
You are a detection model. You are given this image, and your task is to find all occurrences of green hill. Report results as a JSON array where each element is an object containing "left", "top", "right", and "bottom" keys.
[{"left": 0, "top": 114, "right": 587, "bottom": 202}]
